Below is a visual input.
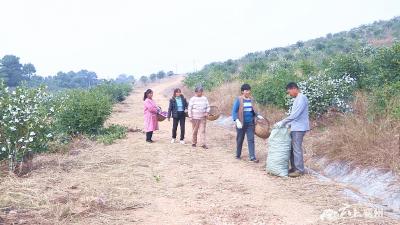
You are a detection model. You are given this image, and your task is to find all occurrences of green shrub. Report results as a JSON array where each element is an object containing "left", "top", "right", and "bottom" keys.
[
  {"left": 184, "top": 61, "right": 237, "bottom": 90},
  {"left": 55, "top": 89, "right": 113, "bottom": 135},
  {"left": 251, "top": 71, "right": 298, "bottom": 108},
  {"left": 93, "top": 82, "right": 132, "bottom": 102},
  {"left": 297, "top": 59, "right": 317, "bottom": 76},
  {"left": 373, "top": 42, "right": 400, "bottom": 86},
  {"left": 240, "top": 60, "right": 269, "bottom": 79},
  {"left": 369, "top": 81, "right": 400, "bottom": 119},
  {"left": 326, "top": 54, "right": 367, "bottom": 86},
  {"left": 96, "top": 124, "right": 128, "bottom": 145}
]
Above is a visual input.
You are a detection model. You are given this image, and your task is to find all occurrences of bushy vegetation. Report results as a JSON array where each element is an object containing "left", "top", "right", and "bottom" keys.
[
  {"left": 183, "top": 60, "right": 238, "bottom": 90},
  {"left": 96, "top": 124, "right": 128, "bottom": 145},
  {"left": 0, "top": 82, "right": 55, "bottom": 171},
  {"left": 299, "top": 74, "right": 356, "bottom": 116},
  {"left": 92, "top": 82, "right": 133, "bottom": 102},
  {"left": 55, "top": 90, "right": 113, "bottom": 135},
  {"left": 369, "top": 81, "right": 400, "bottom": 120},
  {"left": 184, "top": 16, "right": 400, "bottom": 118},
  {"left": 0, "top": 81, "right": 132, "bottom": 172},
  {"left": 248, "top": 63, "right": 298, "bottom": 108}
]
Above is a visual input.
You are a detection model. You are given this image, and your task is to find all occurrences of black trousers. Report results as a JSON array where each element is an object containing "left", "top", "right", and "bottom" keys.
[
  {"left": 172, "top": 111, "right": 186, "bottom": 140},
  {"left": 146, "top": 131, "right": 153, "bottom": 141}
]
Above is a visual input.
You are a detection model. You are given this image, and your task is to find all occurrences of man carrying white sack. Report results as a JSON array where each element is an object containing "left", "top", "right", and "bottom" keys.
[{"left": 275, "top": 82, "right": 310, "bottom": 177}]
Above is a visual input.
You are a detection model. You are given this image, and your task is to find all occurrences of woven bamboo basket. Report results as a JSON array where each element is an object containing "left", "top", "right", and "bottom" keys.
[
  {"left": 207, "top": 106, "right": 221, "bottom": 121},
  {"left": 157, "top": 111, "right": 168, "bottom": 122},
  {"left": 255, "top": 118, "right": 270, "bottom": 139}
]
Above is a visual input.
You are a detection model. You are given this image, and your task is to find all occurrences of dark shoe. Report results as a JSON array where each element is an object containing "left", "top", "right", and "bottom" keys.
[
  {"left": 288, "top": 168, "right": 296, "bottom": 173},
  {"left": 192, "top": 144, "right": 196, "bottom": 147},
  {"left": 146, "top": 140, "right": 153, "bottom": 143},
  {"left": 235, "top": 156, "right": 241, "bottom": 160},
  {"left": 250, "top": 159, "right": 259, "bottom": 163},
  {"left": 201, "top": 145, "right": 208, "bottom": 149},
  {"left": 288, "top": 171, "right": 303, "bottom": 178}
]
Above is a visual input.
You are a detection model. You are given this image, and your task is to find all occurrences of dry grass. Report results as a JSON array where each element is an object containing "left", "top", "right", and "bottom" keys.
[
  {"left": 309, "top": 93, "right": 400, "bottom": 173},
  {"left": 207, "top": 81, "right": 241, "bottom": 115},
  {"left": 0, "top": 138, "right": 149, "bottom": 224}
]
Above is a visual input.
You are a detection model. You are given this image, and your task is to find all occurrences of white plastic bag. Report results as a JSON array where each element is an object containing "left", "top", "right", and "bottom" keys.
[{"left": 266, "top": 127, "right": 291, "bottom": 177}]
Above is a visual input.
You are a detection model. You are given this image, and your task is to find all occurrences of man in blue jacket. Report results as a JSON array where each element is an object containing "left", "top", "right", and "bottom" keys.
[{"left": 275, "top": 82, "right": 310, "bottom": 177}]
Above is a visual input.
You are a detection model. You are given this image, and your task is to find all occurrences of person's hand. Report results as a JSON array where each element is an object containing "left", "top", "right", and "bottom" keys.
[
  {"left": 274, "top": 121, "right": 284, "bottom": 128},
  {"left": 235, "top": 120, "right": 243, "bottom": 129},
  {"left": 257, "top": 115, "right": 264, "bottom": 120},
  {"left": 204, "top": 112, "right": 209, "bottom": 117}
]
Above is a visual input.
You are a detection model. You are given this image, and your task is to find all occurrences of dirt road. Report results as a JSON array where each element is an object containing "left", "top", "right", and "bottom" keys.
[{"left": 0, "top": 76, "right": 397, "bottom": 225}]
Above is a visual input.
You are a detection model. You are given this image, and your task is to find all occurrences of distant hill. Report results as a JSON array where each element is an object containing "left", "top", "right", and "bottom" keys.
[{"left": 184, "top": 16, "right": 400, "bottom": 91}]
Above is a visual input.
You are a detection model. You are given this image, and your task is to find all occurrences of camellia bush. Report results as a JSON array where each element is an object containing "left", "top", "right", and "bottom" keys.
[
  {"left": 0, "top": 80, "right": 132, "bottom": 172},
  {"left": 55, "top": 89, "right": 113, "bottom": 135},
  {"left": 0, "top": 82, "right": 55, "bottom": 171},
  {"left": 251, "top": 70, "right": 298, "bottom": 108},
  {"left": 297, "top": 73, "right": 357, "bottom": 116},
  {"left": 92, "top": 82, "right": 132, "bottom": 103}
]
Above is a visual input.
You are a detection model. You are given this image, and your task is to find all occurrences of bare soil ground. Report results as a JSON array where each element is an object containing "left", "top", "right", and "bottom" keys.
[{"left": 0, "top": 76, "right": 398, "bottom": 225}]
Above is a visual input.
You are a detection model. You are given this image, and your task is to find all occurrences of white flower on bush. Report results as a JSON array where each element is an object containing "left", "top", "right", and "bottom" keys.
[
  {"left": 0, "top": 81, "right": 58, "bottom": 171},
  {"left": 291, "top": 73, "right": 356, "bottom": 116}
]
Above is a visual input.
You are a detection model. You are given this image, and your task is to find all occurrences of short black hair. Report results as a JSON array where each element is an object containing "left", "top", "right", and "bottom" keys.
[
  {"left": 241, "top": 83, "right": 251, "bottom": 92},
  {"left": 286, "top": 82, "right": 299, "bottom": 90},
  {"left": 195, "top": 86, "right": 204, "bottom": 92}
]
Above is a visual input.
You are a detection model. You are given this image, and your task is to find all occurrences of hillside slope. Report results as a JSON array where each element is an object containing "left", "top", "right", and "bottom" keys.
[{"left": 1, "top": 77, "right": 398, "bottom": 224}]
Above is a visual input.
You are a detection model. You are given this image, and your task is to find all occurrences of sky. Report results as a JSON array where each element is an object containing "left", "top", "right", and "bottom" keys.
[{"left": 0, "top": 0, "right": 399, "bottom": 79}]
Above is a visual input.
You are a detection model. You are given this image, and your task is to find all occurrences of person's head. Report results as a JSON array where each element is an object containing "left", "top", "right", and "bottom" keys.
[
  {"left": 286, "top": 82, "right": 300, "bottom": 97},
  {"left": 195, "top": 86, "right": 204, "bottom": 97},
  {"left": 173, "top": 88, "right": 182, "bottom": 98},
  {"left": 143, "top": 89, "right": 153, "bottom": 101},
  {"left": 241, "top": 83, "right": 252, "bottom": 98}
]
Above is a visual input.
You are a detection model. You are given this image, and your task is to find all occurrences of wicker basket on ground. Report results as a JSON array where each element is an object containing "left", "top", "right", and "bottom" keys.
[
  {"left": 255, "top": 118, "right": 270, "bottom": 139},
  {"left": 207, "top": 106, "right": 221, "bottom": 121}
]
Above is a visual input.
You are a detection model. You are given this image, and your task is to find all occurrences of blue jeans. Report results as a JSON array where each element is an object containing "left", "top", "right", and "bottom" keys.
[
  {"left": 290, "top": 131, "right": 306, "bottom": 173},
  {"left": 236, "top": 121, "right": 256, "bottom": 160}
]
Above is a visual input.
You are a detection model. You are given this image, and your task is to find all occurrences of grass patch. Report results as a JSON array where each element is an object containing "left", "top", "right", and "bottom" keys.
[{"left": 96, "top": 124, "right": 128, "bottom": 145}]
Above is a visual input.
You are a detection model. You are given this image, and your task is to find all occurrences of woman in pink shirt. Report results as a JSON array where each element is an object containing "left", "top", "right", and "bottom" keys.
[{"left": 143, "top": 89, "right": 159, "bottom": 143}]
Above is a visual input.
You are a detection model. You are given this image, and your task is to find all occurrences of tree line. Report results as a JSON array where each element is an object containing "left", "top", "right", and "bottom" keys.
[
  {"left": 0, "top": 54, "right": 136, "bottom": 90},
  {"left": 139, "top": 70, "right": 175, "bottom": 84}
]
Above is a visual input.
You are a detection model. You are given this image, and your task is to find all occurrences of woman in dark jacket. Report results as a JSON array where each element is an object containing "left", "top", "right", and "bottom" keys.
[{"left": 168, "top": 88, "right": 188, "bottom": 144}]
